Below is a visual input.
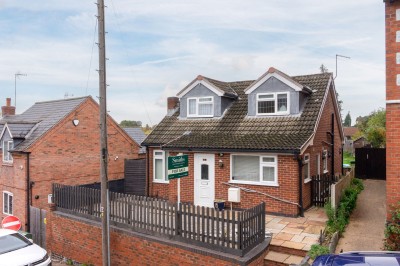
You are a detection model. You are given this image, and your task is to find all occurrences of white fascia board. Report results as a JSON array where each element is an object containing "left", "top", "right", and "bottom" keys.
[
  {"left": 245, "top": 72, "right": 303, "bottom": 95},
  {"left": 0, "top": 123, "right": 13, "bottom": 141},
  {"left": 177, "top": 79, "right": 224, "bottom": 98}
]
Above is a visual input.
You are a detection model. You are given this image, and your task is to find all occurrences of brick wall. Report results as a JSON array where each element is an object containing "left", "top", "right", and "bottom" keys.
[
  {"left": 0, "top": 98, "right": 139, "bottom": 231},
  {"left": 385, "top": 1, "right": 400, "bottom": 218},
  {"left": 47, "top": 211, "right": 268, "bottom": 266}
]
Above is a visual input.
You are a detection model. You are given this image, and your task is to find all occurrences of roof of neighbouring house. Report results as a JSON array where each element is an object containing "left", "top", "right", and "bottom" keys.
[
  {"left": 343, "top": 127, "right": 359, "bottom": 137},
  {"left": 0, "top": 97, "right": 89, "bottom": 151},
  {"left": 123, "top": 127, "right": 147, "bottom": 154},
  {"left": 143, "top": 72, "right": 336, "bottom": 152}
]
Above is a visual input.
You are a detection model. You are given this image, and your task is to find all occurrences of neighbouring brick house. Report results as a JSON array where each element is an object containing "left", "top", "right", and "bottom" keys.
[
  {"left": 0, "top": 96, "right": 140, "bottom": 231},
  {"left": 142, "top": 67, "right": 343, "bottom": 217},
  {"left": 384, "top": 0, "right": 400, "bottom": 218}
]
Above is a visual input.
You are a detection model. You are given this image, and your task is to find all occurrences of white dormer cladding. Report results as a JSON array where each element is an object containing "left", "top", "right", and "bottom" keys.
[
  {"left": 177, "top": 78, "right": 235, "bottom": 118},
  {"left": 245, "top": 69, "right": 306, "bottom": 116}
]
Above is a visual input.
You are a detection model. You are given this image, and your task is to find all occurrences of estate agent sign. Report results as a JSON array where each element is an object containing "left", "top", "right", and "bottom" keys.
[{"left": 168, "top": 155, "right": 189, "bottom": 179}]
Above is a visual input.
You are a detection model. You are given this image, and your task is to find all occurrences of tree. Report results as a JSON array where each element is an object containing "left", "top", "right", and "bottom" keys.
[
  {"left": 320, "top": 64, "right": 329, "bottom": 73},
  {"left": 119, "top": 120, "right": 142, "bottom": 127},
  {"left": 355, "top": 109, "right": 386, "bottom": 148},
  {"left": 343, "top": 112, "right": 351, "bottom": 127}
]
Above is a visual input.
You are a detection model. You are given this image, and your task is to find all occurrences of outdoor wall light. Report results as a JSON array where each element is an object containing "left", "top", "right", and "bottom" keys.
[
  {"left": 219, "top": 153, "right": 224, "bottom": 157},
  {"left": 72, "top": 119, "right": 80, "bottom": 127},
  {"left": 219, "top": 159, "right": 224, "bottom": 168}
]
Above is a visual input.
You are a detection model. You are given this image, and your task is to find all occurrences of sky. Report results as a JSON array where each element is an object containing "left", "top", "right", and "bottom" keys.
[{"left": 0, "top": 0, "right": 385, "bottom": 126}]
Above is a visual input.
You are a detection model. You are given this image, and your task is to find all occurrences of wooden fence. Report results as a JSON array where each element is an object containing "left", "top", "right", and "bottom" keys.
[
  {"left": 311, "top": 174, "right": 338, "bottom": 207},
  {"left": 52, "top": 184, "right": 265, "bottom": 257}
]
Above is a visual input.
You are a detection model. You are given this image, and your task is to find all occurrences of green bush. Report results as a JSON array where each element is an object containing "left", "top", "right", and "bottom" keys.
[
  {"left": 385, "top": 202, "right": 400, "bottom": 251},
  {"left": 308, "top": 244, "right": 330, "bottom": 259},
  {"left": 325, "top": 178, "right": 364, "bottom": 236}
]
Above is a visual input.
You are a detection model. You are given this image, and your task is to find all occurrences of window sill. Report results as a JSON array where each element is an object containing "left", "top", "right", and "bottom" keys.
[
  {"left": 2, "top": 162, "right": 13, "bottom": 167},
  {"left": 153, "top": 180, "right": 169, "bottom": 184},
  {"left": 323, "top": 170, "right": 329, "bottom": 174},
  {"left": 229, "top": 181, "right": 279, "bottom": 187},
  {"left": 304, "top": 178, "right": 312, "bottom": 184}
]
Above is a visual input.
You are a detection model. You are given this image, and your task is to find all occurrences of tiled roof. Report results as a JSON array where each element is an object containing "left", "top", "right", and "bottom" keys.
[
  {"left": 343, "top": 127, "right": 359, "bottom": 137},
  {"left": 123, "top": 127, "right": 147, "bottom": 154},
  {"left": 0, "top": 97, "right": 88, "bottom": 151},
  {"left": 143, "top": 72, "right": 332, "bottom": 152}
]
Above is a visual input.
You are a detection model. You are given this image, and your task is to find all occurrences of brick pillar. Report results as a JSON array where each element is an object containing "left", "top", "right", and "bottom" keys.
[{"left": 385, "top": 1, "right": 400, "bottom": 218}]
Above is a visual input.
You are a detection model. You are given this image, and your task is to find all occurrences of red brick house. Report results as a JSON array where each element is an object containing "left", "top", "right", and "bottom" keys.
[
  {"left": 0, "top": 96, "right": 140, "bottom": 231},
  {"left": 142, "top": 67, "right": 344, "bottom": 217},
  {"left": 385, "top": 0, "right": 400, "bottom": 218}
]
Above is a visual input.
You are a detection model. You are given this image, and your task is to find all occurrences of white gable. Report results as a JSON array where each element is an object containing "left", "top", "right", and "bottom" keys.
[{"left": 245, "top": 72, "right": 303, "bottom": 95}]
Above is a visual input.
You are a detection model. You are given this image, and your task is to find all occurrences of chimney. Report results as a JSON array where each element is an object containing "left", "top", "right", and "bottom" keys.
[
  {"left": 2, "top": 98, "right": 16, "bottom": 117},
  {"left": 167, "top": 97, "right": 179, "bottom": 116}
]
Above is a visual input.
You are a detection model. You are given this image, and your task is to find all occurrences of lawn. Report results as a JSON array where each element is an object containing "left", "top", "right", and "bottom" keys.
[{"left": 343, "top": 151, "right": 355, "bottom": 165}]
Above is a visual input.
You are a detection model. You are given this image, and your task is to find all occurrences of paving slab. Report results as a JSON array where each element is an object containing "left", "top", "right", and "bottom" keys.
[{"left": 265, "top": 251, "right": 290, "bottom": 263}]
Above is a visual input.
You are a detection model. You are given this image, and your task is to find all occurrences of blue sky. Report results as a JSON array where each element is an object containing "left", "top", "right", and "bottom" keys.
[{"left": 0, "top": 0, "right": 385, "bottom": 126}]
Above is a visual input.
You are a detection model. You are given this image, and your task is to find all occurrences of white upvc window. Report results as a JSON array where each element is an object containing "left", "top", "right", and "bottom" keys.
[
  {"left": 230, "top": 154, "right": 278, "bottom": 186},
  {"left": 153, "top": 150, "right": 168, "bottom": 183},
  {"left": 303, "top": 154, "right": 311, "bottom": 183},
  {"left": 256, "top": 92, "right": 289, "bottom": 115},
  {"left": 2, "top": 140, "right": 13, "bottom": 163},
  {"left": 3, "top": 191, "right": 13, "bottom": 215},
  {"left": 187, "top": 97, "right": 214, "bottom": 117},
  {"left": 322, "top": 149, "right": 328, "bottom": 173}
]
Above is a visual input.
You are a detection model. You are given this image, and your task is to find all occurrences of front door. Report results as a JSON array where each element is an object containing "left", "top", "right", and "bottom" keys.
[{"left": 194, "top": 153, "right": 215, "bottom": 208}]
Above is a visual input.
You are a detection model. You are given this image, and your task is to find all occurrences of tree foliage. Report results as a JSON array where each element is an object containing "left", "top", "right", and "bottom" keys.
[
  {"left": 119, "top": 120, "right": 142, "bottom": 128},
  {"left": 355, "top": 109, "right": 386, "bottom": 148},
  {"left": 343, "top": 112, "right": 351, "bottom": 127}
]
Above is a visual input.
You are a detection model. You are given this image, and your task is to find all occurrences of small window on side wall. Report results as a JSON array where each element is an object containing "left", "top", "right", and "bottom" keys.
[
  {"left": 153, "top": 150, "right": 168, "bottom": 183},
  {"left": 322, "top": 149, "right": 328, "bottom": 173},
  {"left": 3, "top": 191, "right": 13, "bottom": 215},
  {"left": 303, "top": 154, "right": 311, "bottom": 183}
]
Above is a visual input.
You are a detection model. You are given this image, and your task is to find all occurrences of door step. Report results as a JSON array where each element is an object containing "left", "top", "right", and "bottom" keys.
[{"left": 264, "top": 251, "right": 304, "bottom": 266}]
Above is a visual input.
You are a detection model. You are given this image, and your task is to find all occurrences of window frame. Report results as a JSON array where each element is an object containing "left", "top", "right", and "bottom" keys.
[
  {"left": 153, "top": 150, "right": 168, "bottom": 183},
  {"left": 303, "top": 153, "right": 311, "bottom": 183},
  {"left": 187, "top": 96, "right": 214, "bottom": 118},
  {"left": 322, "top": 149, "right": 328, "bottom": 173},
  {"left": 3, "top": 191, "right": 13, "bottom": 215},
  {"left": 2, "top": 140, "right": 13, "bottom": 163},
  {"left": 256, "top": 92, "right": 290, "bottom": 116},
  {"left": 230, "top": 154, "right": 278, "bottom": 186}
]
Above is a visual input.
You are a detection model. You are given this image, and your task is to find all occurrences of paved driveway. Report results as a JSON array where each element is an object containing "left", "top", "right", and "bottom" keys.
[{"left": 335, "top": 179, "right": 386, "bottom": 252}]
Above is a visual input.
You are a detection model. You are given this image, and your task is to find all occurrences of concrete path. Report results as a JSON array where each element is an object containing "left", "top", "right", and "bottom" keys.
[{"left": 335, "top": 179, "right": 386, "bottom": 252}]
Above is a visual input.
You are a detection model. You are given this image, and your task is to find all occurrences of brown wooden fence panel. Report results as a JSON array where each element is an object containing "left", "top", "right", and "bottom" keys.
[{"left": 311, "top": 174, "right": 337, "bottom": 207}]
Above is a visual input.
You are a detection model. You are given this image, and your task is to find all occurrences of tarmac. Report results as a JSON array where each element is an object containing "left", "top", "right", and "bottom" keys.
[{"left": 335, "top": 179, "right": 386, "bottom": 252}]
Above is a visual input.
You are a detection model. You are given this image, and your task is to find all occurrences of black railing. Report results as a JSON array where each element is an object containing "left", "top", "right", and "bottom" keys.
[
  {"left": 311, "top": 174, "right": 338, "bottom": 207},
  {"left": 52, "top": 184, "right": 265, "bottom": 257}
]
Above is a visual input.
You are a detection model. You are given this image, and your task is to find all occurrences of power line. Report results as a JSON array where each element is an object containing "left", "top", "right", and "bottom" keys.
[{"left": 85, "top": 18, "right": 98, "bottom": 95}]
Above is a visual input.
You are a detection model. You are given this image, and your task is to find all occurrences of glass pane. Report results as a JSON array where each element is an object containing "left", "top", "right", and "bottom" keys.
[
  {"left": 198, "top": 103, "right": 212, "bottom": 115},
  {"left": 201, "top": 164, "right": 209, "bottom": 180},
  {"left": 9, "top": 195, "right": 12, "bottom": 214},
  {"left": 4, "top": 194, "right": 8, "bottom": 214},
  {"left": 262, "top": 157, "right": 275, "bottom": 163},
  {"left": 277, "top": 94, "right": 287, "bottom": 112},
  {"left": 258, "top": 94, "right": 274, "bottom": 99},
  {"left": 303, "top": 163, "right": 310, "bottom": 179},
  {"left": 199, "top": 97, "right": 212, "bottom": 102},
  {"left": 262, "top": 166, "right": 275, "bottom": 182},
  {"left": 154, "top": 151, "right": 163, "bottom": 156},
  {"left": 258, "top": 100, "right": 275, "bottom": 114},
  {"left": 232, "top": 155, "right": 259, "bottom": 181},
  {"left": 188, "top": 99, "right": 196, "bottom": 115},
  {"left": 154, "top": 158, "right": 163, "bottom": 180}
]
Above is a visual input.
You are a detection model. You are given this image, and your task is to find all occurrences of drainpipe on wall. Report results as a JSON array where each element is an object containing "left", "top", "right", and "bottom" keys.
[
  {"left": 25, "top": 152, "right": 31, "bottom": 232},
  {"left": 296, "top": 153, "right": 305, "bottom": 217},
  {"left": 146, "top": 146, "right": 150, "bottom": 196},
  {"left": 331, "top": 113, "right": 335, "bottom": 175}
]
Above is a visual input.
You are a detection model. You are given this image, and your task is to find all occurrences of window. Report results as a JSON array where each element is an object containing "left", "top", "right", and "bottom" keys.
[
  {"left": 2, "top": 140, "right": 13, "bottom": 163},
  {"left": 231, "top": 155, "right": 278, "bottom": 186},
  {"left": 187, "top": 97, "right": 213, "bottom": 117},
  {"left": 303, "top": 154, "right": 311, "bottom": 183},
  {"left": 3, "top": 191, "right": 13, "bottom": 215},
  {"left": 256, "top": 93, "right": 289, "bottom": 115},
  {"left": 153, "top": 150, "right": 167, "bottom": 183},
  {"left": 322, "top": 149, "right": 328, "bottom": 173}
]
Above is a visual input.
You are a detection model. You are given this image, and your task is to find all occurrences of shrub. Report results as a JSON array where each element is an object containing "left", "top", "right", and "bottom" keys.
[
  {"left": 308, "top": 244, "right": 330, "bottom": 259},
  {"left": 385, "top": 202, "right": 400, "bottom": 251}
]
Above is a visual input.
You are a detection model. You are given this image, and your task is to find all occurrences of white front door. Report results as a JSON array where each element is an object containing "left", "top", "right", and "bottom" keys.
[{"left": 194, "top": 153, "right": 215, "bottom": 208}]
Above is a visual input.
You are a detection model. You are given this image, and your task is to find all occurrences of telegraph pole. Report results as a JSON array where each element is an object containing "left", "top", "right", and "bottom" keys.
[{"left": 96, "top": 0, "right": 110, "bottom": 265}]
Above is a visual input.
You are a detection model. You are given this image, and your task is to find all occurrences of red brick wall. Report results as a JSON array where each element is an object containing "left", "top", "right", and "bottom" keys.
[
  {"left": 302, "top": 85, "right": 343, "bottom": 209},
  {"left": 148, "top": 148, "right": 299, "bottom": 216},
  {"left": 0, "top": 98, "right": 139, "bottom": 230},
  {"left": 385, "top": 1, "right": 400, "bottom": 218},
  {"left": 47, "top": 211, "right": 267, "bottom": 266}
]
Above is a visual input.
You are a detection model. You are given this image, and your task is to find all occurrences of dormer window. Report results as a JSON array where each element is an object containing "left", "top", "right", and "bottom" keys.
[
  {"left": 256, "top": 92, "right": 289, "bottom": 115},
  {"left": 187, "top": 97, "right": 214, "bottom": 117},
  {"left": 2, "top": 140, "right": 13, "bottom": 163}
]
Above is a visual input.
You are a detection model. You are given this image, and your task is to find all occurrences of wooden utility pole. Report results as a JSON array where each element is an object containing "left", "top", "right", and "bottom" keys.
[{"left": 97, "top": 0, "right": 110, "bottom": 265}]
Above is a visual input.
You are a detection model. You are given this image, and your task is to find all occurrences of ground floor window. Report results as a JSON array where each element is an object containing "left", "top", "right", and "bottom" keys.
[
  {"left": 303, "top": 154, "right": 311, "bottom": 183},
  {"left": 153, "top": 150, "right": 168, "bottom": 183},
  {"left": 3, "top": 191, "right": 13, "bottom": 215},
  {"left": 231, "top": 154, "right": 278, "bottom": 186}
]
